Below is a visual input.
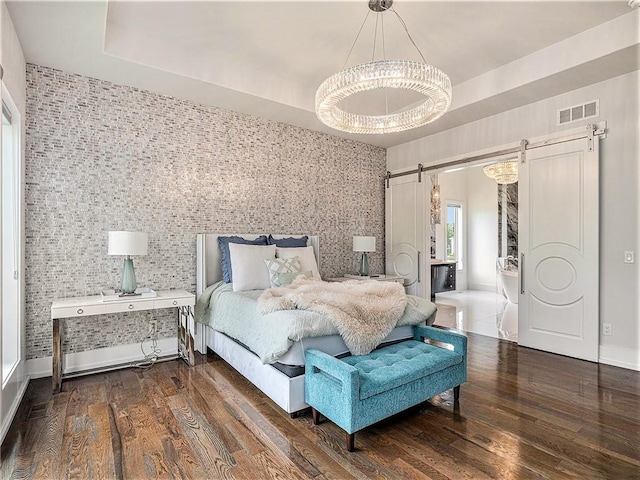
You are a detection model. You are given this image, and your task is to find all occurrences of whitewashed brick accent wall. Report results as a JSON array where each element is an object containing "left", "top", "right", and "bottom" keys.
[{"left": 25, "top": 64, "right": 386, "bottom": 360}]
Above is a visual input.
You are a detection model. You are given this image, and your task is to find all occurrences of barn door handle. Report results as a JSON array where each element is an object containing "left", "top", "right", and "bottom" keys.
[
  {"left": 520, "top": 254, "right": 525, "bottom": 294},
  {"left": 417, "top": 251, "right": 421, "bottom": 283}
]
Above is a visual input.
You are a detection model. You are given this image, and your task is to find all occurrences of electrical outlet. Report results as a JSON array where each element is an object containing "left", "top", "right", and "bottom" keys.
[
  {"left": 624, "top": 251, "right": 634, "bottom": 264},
  {"left": 603, "top": 323, "right": 612, "bottom": 336}
]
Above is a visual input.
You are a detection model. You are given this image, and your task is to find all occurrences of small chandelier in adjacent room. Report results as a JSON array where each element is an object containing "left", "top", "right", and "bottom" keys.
[
  {"left": 430, "top": 175, "right": 441, "bottom": 224},
  {"left": 315, "top": 0, "right": 452, "bottom": 135},
  {"left": 483, "top": 160, "right": 519, "bottom": 185}
]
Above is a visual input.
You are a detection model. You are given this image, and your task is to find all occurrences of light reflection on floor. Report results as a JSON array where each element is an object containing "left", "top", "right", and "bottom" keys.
[{"left": 433, "top": 290, "right": 518, "bottom": 342}]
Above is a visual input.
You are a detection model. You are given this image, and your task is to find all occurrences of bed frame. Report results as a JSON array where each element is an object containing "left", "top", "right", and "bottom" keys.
[{"left": 195, "top": 233, "right": 319, "bottom": 413}]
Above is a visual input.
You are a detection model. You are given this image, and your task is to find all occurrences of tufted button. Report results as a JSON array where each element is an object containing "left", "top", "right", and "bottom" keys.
[{"left": 128, "top": 304, "right": 134, "bottom": 310}]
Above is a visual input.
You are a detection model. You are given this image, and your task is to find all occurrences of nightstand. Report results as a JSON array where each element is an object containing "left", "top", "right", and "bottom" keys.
[
  {"left": 327, "top": 274, "right": 405, "bottom": 284},
  {"left": 50, "top": 289, "right": 195, "bottom": 393},
  {"left": 430, "top": 262, "right": 456, "bottom": 300}
]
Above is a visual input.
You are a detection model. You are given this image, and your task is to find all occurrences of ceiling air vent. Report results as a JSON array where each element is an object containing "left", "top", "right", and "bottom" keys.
[{"left": 557, "top": 100, "right": 599, "bottom": 126}]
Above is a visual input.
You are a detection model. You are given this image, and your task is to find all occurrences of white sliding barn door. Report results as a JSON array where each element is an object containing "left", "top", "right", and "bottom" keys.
[
  {"left": 385, "top": 173, "right": 429, "bottom": 298},
  {"left": 518, "top": 137, "right": 599, "bottom": 361}
]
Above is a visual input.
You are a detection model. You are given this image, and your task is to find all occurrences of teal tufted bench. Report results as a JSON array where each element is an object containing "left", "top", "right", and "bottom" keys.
[{"left": 305, "top": 325, "right": 467, "bottom": 451}]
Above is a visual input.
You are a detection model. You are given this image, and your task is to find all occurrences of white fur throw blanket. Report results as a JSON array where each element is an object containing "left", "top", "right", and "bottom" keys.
[{"left": 257, "top": 276, "right": 408, "bottom": 355}]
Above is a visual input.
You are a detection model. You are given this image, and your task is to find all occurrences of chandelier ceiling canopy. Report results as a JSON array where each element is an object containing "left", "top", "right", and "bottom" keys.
[
  {"left": 483, "top": 160, "right": 519, "bottom": 185},
  {"left": 315, "top": 0, "right": 452, "bottom": 135}
]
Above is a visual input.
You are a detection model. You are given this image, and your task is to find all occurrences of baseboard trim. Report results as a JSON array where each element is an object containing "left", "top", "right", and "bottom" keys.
[
  {"left": 599, "top": 344, "right": 640, "bottom": 371},
  {"left": 26, "top": 337, "right": 179, "bottom": 379}
]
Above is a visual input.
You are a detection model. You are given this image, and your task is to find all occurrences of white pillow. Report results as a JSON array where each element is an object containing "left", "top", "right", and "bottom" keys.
[
  {"left": 276, "top": 246, "right": 321, "bottom": 279},
  {"left": 229, "top": 243, "right": 276, "bottom": 292},
  {"left": 264, "top": 256, "right": 302, "bottom": 287}
]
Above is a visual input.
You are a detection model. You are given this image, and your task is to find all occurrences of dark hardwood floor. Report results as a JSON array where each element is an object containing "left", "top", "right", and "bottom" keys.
[{"left": 2, "top": 333, "right": 639, "bottom": 479}]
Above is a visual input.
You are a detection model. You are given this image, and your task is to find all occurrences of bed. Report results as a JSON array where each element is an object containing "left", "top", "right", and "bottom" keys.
[{"left": 194, "top": 233, "right": 437, "bottom": 414}]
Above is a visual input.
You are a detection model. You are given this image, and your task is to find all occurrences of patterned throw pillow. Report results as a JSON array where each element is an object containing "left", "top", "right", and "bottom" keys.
[{"left": 264, "top": 256, "right": 302, "bottom": 287}]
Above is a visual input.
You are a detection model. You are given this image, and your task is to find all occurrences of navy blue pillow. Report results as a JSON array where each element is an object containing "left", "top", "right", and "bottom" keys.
[
  {"left": 267, "top": 235, "right": 308, "bottom": 248},
  {"left": 218, "top": 235, "right": 268, "bottom": 283}
]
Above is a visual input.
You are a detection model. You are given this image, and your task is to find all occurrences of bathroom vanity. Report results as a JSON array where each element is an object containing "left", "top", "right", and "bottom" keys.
[{"left": 430, "top": 261, "right": 456, "bottom": 300}]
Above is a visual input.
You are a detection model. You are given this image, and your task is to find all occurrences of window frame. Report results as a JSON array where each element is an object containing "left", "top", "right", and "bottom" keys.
[
  {"left": 1, "top": 84, "right": 23, "bottom": 388},
  {"left": 445, "top": 201, "right": 464, "bottom": 271}
]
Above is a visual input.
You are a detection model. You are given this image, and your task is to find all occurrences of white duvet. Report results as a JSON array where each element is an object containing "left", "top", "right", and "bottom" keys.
[{"left": 195, "top": 281, "right": 437, "bottom": 364}]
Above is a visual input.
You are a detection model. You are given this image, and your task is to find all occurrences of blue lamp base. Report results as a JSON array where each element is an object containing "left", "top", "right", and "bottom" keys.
[
  {"left": 359, "top": 252, "right": 370, "bottom": 276},
  {"left": 121, "top": 257, "right": 138, "bottom": 294}
]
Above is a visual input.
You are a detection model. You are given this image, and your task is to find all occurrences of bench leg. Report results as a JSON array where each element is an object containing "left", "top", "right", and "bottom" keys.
[
  {"left": 346, "top": 433, "right": 355, "bottom": 452},
  {"left": 312, "top": 408, "right": 320, "bottom": 425},
  {"left": 454, "top": 385, "right": 460, "bottom": 402}
]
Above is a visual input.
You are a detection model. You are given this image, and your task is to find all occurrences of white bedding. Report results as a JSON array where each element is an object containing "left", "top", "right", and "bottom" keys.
[{"left": 195, "top": 281, "right": 437, "bottom": 364}]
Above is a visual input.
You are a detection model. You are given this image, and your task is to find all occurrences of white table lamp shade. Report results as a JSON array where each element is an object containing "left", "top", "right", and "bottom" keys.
[
  {"left": 353, "top": 236, "right": 376, "bottom": 253},
  {"left": 108, "top": 231, "right": 148, "bottom": 256}
]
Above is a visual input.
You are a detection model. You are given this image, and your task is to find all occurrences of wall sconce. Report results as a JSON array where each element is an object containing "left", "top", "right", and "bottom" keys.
[{"left": 431, "top": 175, "right": 441, "bottom": 224}]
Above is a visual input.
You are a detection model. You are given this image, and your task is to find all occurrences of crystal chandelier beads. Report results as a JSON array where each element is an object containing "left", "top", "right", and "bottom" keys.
[
  {"left": 316, "top": 60, "right": 452, "bottom": 135},
  {"left": 483, "top": 161, "right": 519, "bottom": 184}
]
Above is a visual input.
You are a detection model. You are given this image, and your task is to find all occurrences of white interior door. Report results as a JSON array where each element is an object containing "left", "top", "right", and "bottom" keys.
[
  {"left": 518, "top": 136, "right": 599, "bottom": 361},
  {"left": 385, "top": 172, "right": 429, "bottom": 298}
]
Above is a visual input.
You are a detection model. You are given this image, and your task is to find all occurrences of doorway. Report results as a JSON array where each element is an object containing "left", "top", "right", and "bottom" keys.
[{"left": 430, "top": 165, "right": 517, "bottom": 342}]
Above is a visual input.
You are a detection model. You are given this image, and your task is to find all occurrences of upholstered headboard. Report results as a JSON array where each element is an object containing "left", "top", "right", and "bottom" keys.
[{"left": 196, "top": 234, "right": 319, "bottom": 297}]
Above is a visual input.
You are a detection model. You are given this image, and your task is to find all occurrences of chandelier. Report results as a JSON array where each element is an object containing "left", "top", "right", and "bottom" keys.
[
  {"left": 315, "top": 0, "right": 452, "bottom": 135},
  {"left": 483, "top": 160, "right": 519, "bottom": 185}
]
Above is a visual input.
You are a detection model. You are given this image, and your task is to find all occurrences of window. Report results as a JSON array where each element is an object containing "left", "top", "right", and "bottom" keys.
[
  {"left": 446, "top": 203, "right": 463, "bottom": 270},
  {"left": 2, "top": 88, "right": 21, "bottom": 386}
]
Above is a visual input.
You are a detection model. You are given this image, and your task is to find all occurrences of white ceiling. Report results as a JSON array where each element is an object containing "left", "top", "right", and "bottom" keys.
[{"left": 6, "top": 0, "right": 639, "bottom": 148}]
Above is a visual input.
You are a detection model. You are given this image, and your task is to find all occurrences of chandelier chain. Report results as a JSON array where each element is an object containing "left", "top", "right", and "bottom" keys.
[
  {"left": 381, "top": 13, "right": 389, "bottom": 116},
  {"left": 372, "top": 13, "right": 379, "bottom": 62},
  {"left": 381, "top": 13, "right": 386, "bottom": 61},
  {"left": 341, "top": 10, "right": 371, "bottom": 71},
  {"left": 390, "top": 7, "right": 427, "bottom": 64}
]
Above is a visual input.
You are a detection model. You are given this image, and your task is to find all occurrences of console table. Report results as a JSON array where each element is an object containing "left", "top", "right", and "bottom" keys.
[{"left": 50, "top": 289, "right": 195, "bottom": 393}]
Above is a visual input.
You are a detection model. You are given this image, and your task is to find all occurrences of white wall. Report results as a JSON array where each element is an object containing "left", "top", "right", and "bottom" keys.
[
  {"left": 466, "top": 166, "right": 499, "bottom": 291},
  {"left": 388, "top": 71, "right": 640, "bottom": 370},
  {"left": 1, "top": 3, "right": 26, "bottom": 112},
  {"left": 436, "top": 169, "right": 467, "bottom": 290},
  {"left": 0, "top": 0, "right": 28, "bottom": 443}
]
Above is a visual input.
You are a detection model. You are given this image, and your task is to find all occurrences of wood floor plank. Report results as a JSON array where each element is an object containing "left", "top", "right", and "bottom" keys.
[
  {"left": 187, "top": 366, "right": 247, "bottom": 453},
  {"left": 416, "top": 406, "right": 573, "bottom": 478},
  {"left": 84, "top": 402, "right": 117, "bottom": 480},
  {"left": 391, "top": 458, "right": 437, "bottom": 480},
  {"left": 387, "top": 424, "right": 491, "bottom": 480},
  {"left": 365, "top": 432, "right": 449, "bottom": 480},
  {"left": 457, "top": 395, "right": 639, "bottom": 478},
  {"left": 165, "top": 393, "right": 236, "bottom": 479},
  {"left": 258, "top": 400, "right": 358, "bottom": 480},
  {"left": 251, "top": 449, "right": 310, "bottom": 480},
  {"left": 2, "top": 333, "right": 639, "bottom": 480},
  {"left": 62, "top": 414, "right": 92, "bottom": 479},
  {"left": 226, "top": 449, "right": 271, "bottom": 479},
  {"left": 31, "top": 392, "right": 69, "bottom": 479}
]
